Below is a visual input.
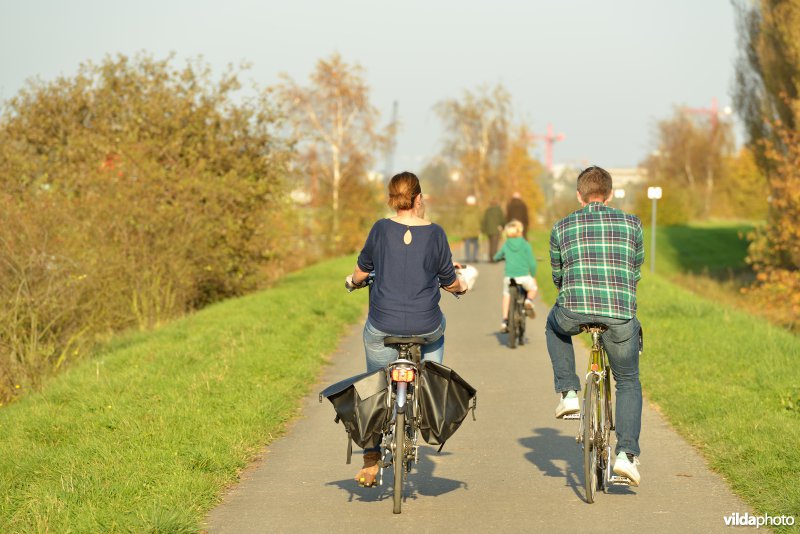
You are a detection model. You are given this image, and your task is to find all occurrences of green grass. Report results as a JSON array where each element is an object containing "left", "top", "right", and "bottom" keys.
[
  {"left": 649, "top": 222, "right": 753, "bottom": 277},
  {"left": 636, "top": 276, "right": 800, "bottom": 528},
  {"left": 529, "top": 225, "right": 800, "bottom": 528},
  {"left": 0, "top": 255, "right": 367, "bottom": 533}
]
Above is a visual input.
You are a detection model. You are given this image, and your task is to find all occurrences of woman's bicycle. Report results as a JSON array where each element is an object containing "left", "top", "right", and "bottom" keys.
[
  {"left": 506, "top": 279, "right": 527, "bottom": 348},
  {"left": 378, "top": 337, "right": 425, "bottom": 514},
  {"left": 573, "top": 324, "right": 633, "bottom": 503},
  {"left": 341, "top": 270, "right": 474, "bottom": 514}
]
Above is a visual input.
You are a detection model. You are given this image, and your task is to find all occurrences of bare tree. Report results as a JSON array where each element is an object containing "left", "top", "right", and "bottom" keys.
[
  {"left": 435, "top": 84, "right": 512, "bottom": 200},
  {"left": 276, "top": 54, "right": 391, "bottom": 240}
]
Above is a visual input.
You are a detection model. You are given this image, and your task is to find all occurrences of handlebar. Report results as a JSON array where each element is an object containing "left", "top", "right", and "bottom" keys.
[{"left": 345, "top": 269, "right": 467, "bottom": 298}]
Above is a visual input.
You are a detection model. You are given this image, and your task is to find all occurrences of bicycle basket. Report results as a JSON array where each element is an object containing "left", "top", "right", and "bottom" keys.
[
  {"left": 417, "top": 361, "right": 477, "bottom": 446},
  {"left": 320, "top": 369, "right": 390, "bottom": 449}
]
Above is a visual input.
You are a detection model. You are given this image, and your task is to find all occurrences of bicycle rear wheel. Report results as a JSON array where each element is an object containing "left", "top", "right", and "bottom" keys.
[
  {"left": 517, "top": 295, "right": 526, "bottom": 346},
  {"left": 393, "top": 412, "right": 405, "bottom": 514},
  {"left": 508, "top": 296, "right": 518, "bottom": 349},
  {"left": 582, "top": 379, "right": 599, "bottom": 503}
]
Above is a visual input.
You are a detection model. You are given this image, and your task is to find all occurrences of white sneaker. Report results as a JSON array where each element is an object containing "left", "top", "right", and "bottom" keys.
[
  {"left": 524, "top": 299, "right": 536, "bottom": 318},
  {"left": 613, "top": 452, "right": 641, "bottom": 486},
  {"left": 555, "top": 391, "right": 580, "bottom": 418}
]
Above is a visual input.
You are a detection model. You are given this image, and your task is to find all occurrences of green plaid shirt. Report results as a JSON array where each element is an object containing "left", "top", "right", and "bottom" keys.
[{"left": 550, "top": 202, "right": 644, "bottom": 319}]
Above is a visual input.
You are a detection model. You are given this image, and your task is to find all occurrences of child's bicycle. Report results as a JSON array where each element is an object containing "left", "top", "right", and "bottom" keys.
[
  {"left": 506, "top": 279, "right": 527, "bottom": 349},
  {"left": 571, "top": 324, "right": 635, "bottom": 503}
]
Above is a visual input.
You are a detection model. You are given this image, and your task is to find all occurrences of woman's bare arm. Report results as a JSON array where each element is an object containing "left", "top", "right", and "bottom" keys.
[
  {"left": 443, "top": 270, "right": 468, "bottom": 294},
  {"left": 351, "top": 266, "right": 370, "bottom": 285}
]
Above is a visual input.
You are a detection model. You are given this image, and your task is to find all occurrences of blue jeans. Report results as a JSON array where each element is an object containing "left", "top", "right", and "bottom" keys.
[
  {"left": 361, "top": 316, "right": 446, "bottom": 453},
  {"left": 363, "top": 316, "right": 446, "bottom": 373},
  {"left": 463, "top": 237, "right": 479, "bottom": 262},
  {"left": 545, "top": 304, "right": 642, "bottom": 457}
]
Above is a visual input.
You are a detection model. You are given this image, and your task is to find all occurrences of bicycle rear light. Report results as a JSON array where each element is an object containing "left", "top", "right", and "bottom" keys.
[
  {"left": 391, "top": 368, "right": 415, "bottom": 382},
  {"left": 591, "top": 363, "right": 599, "bottom": 372}
]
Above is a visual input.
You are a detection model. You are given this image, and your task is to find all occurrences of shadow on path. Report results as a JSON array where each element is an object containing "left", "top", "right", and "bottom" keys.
[
  {"left": 519, "top": 427, "right": 584, "bottom": 500},
  {"left": 326, "top": 447, "right": 467, "bottom": 505},
  {"left": 488, "top": 331, "right": 533, "bottom": 348},
  {"left": 519, "top": 427, "right": 636, "bottom": 502}
]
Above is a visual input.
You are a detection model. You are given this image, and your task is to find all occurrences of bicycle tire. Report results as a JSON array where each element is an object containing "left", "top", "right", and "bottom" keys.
[
  {"left": 582, "top": 379, "right": 599, "bottom": 504},
  {"left": 393, "top": 411, "right": 405, "bottom": 514},
  {"left": 508, "top": 295, "right": 518, "bottom": 349},
  {"left": 604, "top": 357, "right": 614, "bottom": 431},
  {"left": 517, "top": 294, "right": 526, "bottom": 346}
]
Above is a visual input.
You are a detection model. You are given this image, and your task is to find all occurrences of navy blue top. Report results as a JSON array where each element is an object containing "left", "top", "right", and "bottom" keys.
[{"left": 357, "top": 219, "right": 457, "bottom": 335}]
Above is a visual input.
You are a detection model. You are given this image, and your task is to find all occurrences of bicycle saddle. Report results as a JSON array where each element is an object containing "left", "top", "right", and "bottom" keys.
[
  {"left": 383, "top": 336, "right": 427, "bottom": 346},
  {"left": 580, "top": 323, "right": 608, "bottom": 333}
]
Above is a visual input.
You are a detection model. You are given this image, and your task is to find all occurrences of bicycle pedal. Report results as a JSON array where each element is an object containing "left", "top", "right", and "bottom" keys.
[
  {"left": 561, "top": 413, "right": 581, "bottom": 420},
  {"left": 609, "top": 475, "right": 632, "bottom": 485}
]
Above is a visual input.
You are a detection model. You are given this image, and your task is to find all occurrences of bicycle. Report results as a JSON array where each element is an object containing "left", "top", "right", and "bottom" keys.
[
  {"left": 344, "top": 271, "right": 467, "bottom": 514},
  {"left": 506, "top": 279, "right": 527, "bottom": 349},
  {"left": 378, "top": 337, "right": 425, "bottom": 514},
  {"left": 572, "top": 324, "right": 632, "bottom": 503}
]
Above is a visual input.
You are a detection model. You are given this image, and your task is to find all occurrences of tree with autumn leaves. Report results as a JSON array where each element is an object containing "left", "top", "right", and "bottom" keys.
[
  {"left": 431, "top": 84, "right": 545, "bottom": 234},
  {"left": 640, "top": 107, "right": 767, "bottom": 225},
  {"left": 276, "top": 54, "right": 393, "bottom": 253},
  {"left": 734, "top": 0, "right": 800, "bottom": 327}
]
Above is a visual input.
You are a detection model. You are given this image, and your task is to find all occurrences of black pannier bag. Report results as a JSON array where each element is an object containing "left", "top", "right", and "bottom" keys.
[
  {"left": 417, "top": 361, "right": 477, "bottom": 447},
  {"left": 319, "top": 369, "right": 390, "bottom": 454}
]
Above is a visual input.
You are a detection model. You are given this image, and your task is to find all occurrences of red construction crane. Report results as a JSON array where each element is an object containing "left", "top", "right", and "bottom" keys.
[
  {"left": 532, "top": 123, "right": 565, "bottom": 172},
  {"left": 684, "top": 97, "right": 720, "bottom": 128}
]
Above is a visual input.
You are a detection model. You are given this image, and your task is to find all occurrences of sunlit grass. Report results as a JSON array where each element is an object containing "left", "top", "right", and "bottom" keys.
[{"left": 0, "top": 255, "right": 367, "bottom": 532}]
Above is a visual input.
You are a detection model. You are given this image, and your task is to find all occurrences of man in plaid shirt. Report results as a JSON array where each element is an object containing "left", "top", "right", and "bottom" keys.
[{"left": 546, "top": 166, "right": 645, "bottom": 486}]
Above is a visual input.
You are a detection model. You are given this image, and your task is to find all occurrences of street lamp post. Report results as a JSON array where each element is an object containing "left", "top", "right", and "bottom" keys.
[{"left": 647, "top": 187, "right": 662, "bottom": 273}]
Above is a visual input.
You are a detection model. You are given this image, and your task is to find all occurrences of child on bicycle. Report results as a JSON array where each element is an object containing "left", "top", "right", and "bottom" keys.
[{"left": 494, "top": 219, "right": 538, "bottom": 332}]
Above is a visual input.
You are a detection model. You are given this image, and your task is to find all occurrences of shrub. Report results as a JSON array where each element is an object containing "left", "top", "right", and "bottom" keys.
[{"left": 0, "top": 54, "right": 291, "bottom": 400}]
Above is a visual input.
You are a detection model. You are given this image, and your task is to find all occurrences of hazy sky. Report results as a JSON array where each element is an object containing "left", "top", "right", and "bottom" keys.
[{"left": 2, "top": 0, "right": 739, "bottom": 171}]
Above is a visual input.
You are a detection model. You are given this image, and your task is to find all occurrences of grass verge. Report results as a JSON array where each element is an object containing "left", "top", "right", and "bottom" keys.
[
  {"left": 529, "top": 226, "right": 800, "bottom": 528},
  {"left": 0, "top": 255, "right": 366, "bottom": 532}
]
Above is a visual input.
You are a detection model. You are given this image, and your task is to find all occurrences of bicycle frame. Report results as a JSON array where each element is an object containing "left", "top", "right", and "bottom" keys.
[{"left": 577, "top": 330, "right": 610, "bottom": 438}]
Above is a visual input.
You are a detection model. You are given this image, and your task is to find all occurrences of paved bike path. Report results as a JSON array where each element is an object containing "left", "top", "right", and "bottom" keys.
[{"left": 205, "top": 261, "right": 753, "bottom": 533}]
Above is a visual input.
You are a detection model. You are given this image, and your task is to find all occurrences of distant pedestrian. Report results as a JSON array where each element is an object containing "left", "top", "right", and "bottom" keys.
[
  {"left": 481, "top": 199, "right": 505, "bottom": 261},
  {"left": 460, "top": 195, "right": 481, "bottom": 262},
  {"left": 506, "top": 192, "right": 529, "bottom": 239}
]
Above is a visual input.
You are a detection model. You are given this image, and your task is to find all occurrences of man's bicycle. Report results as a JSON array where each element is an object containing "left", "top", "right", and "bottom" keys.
[
  {"left": 506, "top": 279, "right": 527, "bottom": 349},
  {"left": 573, "top": 324, "right": 633, "bottom": 503}
]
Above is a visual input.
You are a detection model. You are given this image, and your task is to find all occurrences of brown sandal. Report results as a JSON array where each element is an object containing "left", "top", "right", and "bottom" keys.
[{"left": 355, "top": 451, "right": 381, "bottom": 487}]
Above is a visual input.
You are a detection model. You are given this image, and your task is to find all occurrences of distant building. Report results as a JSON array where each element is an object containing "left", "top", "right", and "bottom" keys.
[
  {"left": 542, "top": 164, "right": 647, "bottom": 203},
  {"left": 540, "top": 165, "right": 647, "bottom": 220}
]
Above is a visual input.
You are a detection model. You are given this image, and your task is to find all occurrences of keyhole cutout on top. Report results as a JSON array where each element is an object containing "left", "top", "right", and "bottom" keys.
[{"left": 403, "top": 227, "right": 412, "bottom": 245}]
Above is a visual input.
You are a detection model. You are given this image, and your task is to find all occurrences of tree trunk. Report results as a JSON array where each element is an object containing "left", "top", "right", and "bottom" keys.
[
  {"left": 331, "top": 144, "right": 341, "bottom": 239},
  {"left": 704, "top": 165, "right": 714, "bottom": 219}
]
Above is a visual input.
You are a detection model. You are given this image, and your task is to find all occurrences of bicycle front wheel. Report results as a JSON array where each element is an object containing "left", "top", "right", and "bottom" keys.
[
  {"left": 582, "top": 379, "right": 599, "bottom": 504},
  {"left": 393, "top": 411, "right": 405, "bottom": 514}
]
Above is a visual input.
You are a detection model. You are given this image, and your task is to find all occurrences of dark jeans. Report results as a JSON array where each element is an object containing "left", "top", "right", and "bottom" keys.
[
  {"left": 545, "top": 304, "right": 642, "bottom": 457},
  {"left": 488, "top": 234, "right": 500, "bottom": 260},
  {"left": 463, "top": 237, "right": 479, "bottom": 262}
]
